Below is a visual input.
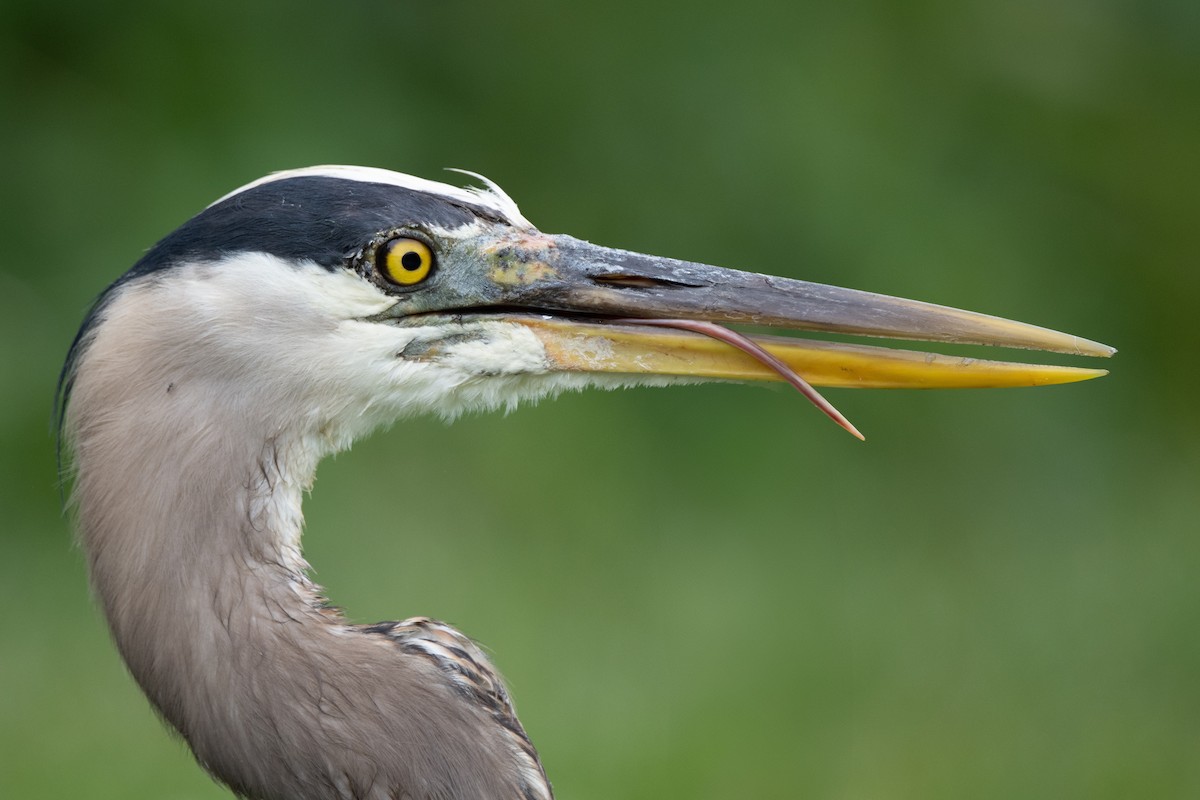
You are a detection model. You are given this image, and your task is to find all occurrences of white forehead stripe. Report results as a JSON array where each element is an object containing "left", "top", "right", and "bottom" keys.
[{"left": 210, "top": 165, "right": 533, "bottom": 229}]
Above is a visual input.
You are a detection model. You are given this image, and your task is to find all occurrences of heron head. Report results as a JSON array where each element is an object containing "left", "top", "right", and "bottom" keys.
[{"left": 60, "top": 165, "right": 1112, "bottom": 453}]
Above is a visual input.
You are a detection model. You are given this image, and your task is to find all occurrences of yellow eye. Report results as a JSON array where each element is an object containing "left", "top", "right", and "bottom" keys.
[{"left": 377, "top": 237, "right": 434, "bottom": 286}]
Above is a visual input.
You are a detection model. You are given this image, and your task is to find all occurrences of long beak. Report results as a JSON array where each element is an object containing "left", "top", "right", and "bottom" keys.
[{"left": 403, "top": 228, "right": 1114, "bottom": 437}]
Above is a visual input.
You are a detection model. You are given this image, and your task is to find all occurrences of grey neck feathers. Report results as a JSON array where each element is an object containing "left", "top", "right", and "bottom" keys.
[{"left": 67, "top": 300, "right": 550, "bottom": 800}]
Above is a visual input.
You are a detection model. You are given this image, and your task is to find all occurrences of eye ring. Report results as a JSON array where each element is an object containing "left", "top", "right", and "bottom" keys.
[{"left": 376, "top": 236, "right": 435, "bottom": 286}]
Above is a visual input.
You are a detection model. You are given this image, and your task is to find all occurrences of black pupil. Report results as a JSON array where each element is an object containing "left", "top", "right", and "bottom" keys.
[{"left": 400, "top": 250, "right": 423, "bottom": 271}]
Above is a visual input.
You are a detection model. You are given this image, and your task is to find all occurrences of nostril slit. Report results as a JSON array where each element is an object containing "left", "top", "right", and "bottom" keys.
[{"left": 591, "top": 273, "right": 703, "bottom": 289}]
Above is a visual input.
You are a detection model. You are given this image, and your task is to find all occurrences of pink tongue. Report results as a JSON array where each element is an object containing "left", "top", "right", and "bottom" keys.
[{"left": 611, "top": 318, "right": 865, "bottom": 441}]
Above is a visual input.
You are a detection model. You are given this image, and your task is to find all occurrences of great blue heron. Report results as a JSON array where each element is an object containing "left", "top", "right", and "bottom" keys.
[{"left": 58, "top": 166, "right": 1112, "bottom": 800}]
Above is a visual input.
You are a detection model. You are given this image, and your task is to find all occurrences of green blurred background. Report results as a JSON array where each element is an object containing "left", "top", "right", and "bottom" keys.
[{"left": 2, "top": 1, "right": 1197, "bottom": 797}]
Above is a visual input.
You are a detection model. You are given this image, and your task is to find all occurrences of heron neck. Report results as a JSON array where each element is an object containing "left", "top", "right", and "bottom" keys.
[
  {"left": 72, "top": 405, "right": 545, "bottom": 800},
  {"left": 73, "top": 405, "right": 382, "bottom": 795},
  {"left": 74, "top": 412, "right": 331, "bottom": 705}
]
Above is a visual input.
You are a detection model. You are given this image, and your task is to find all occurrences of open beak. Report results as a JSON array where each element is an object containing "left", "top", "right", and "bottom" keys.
[{"left": 400, "top": 228, "right": 1114, "bottom": 438}]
